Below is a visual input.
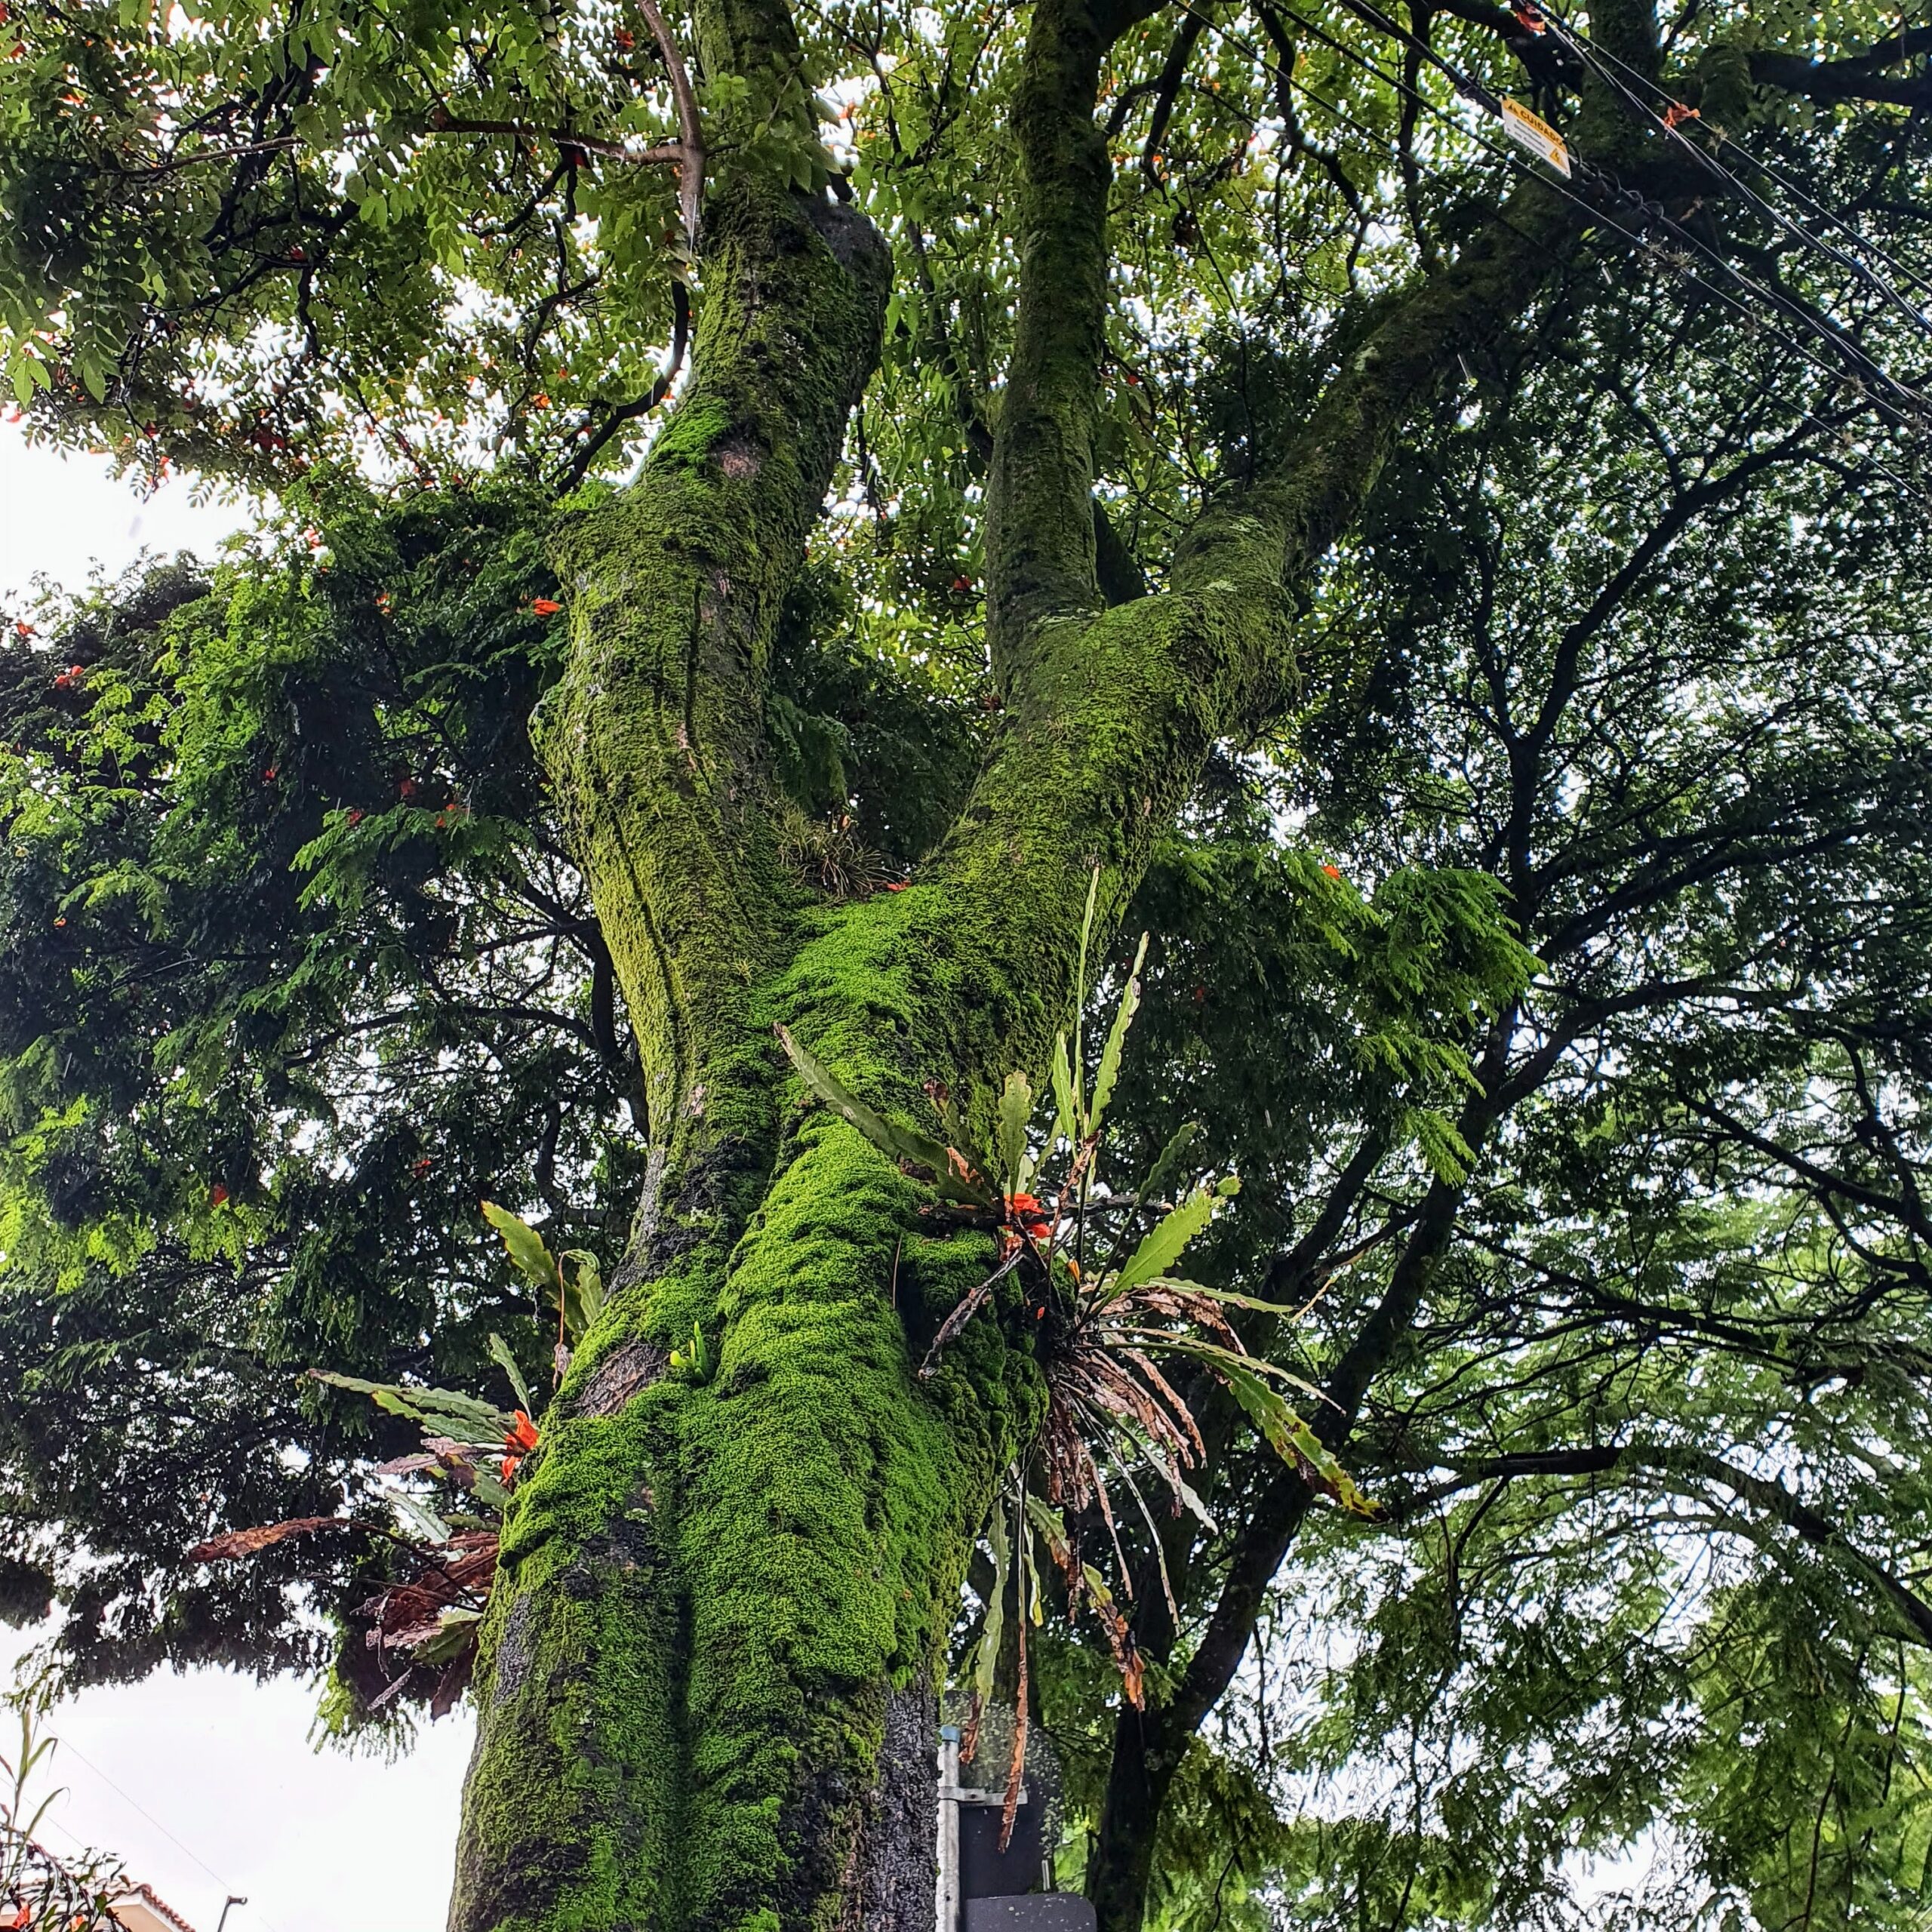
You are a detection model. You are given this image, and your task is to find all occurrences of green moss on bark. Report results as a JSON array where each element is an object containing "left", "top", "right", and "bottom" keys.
[
  {"left": 454, "top": 17, "right": 1595, "bottom": 1932},
  {"left": 537, "top": 179, "right": 889, "bottom": 1181}
]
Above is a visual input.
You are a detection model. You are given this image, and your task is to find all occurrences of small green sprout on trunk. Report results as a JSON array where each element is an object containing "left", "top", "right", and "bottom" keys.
[{"left": 778, "top": 869, "right": 1377, "bottom": 1843}]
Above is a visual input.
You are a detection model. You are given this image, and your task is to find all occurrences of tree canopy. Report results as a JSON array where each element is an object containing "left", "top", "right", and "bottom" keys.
[{"left": 3, "top": 0, "right": 1931, "bottom": 1926}]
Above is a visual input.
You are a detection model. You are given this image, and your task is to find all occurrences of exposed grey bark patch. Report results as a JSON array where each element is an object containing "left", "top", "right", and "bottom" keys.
[
  {"left": 572, "top": 1340, "right": 670, "bottom": 1419},
  {"left": 858, "top": 1681, "right": 938, "bottom": 1932},
  {"left": 717, "top": 434, "right": 762, "bottom": 480},
  {"left": 804, "top": 194, "right": 891, "bottom": 280},
  {"left": 490, "top": 1589, "right": 536, "bottom": 1707},
  {"left": 613, "top": 1137, "right": 768, "bottom": 1284}
]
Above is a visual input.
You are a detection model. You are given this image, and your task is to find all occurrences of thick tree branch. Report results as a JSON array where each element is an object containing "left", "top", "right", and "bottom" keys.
[
  {"left": 984, "top": 0, "right": 1115, "bottom": 681},
  {"left": 539, "top": 182, "right": 889, "bottom": 1185},
  {"left": 1749, "top": 31, "right": 1932, "bottom": 110},
  {"left": 638, "top": 0, "right": 706, "bottom": 242},
  {"left": 1171, "top": 177, "right": 1577, "bottom": 634}
]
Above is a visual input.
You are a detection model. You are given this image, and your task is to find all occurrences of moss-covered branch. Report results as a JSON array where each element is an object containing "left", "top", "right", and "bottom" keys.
[
  {"left": 460, "top": 15, "right": 1642, "bottom": 1932},
  {"left": 538, "top": 182, "right": 888, "bottom": 1201},
  {"left": 983, "top": 0, "right": 1115, "bottom": 683}
]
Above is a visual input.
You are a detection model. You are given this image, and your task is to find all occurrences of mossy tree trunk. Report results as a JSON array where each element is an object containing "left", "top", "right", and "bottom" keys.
[{"left": 444, "top": 0, "right": 1606, "bottom": 1927}]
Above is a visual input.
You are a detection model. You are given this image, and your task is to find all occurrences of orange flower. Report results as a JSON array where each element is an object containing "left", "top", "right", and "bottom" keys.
[
  {"left": 500, "top": 1455, "right": 518, "bottom": 1484},
  {"left": 531, "top": 597, "right": 562, "bottom": 615},
  {"left": 210, "top": 1183, "right": 229, "bottom": 1207},
  {"left": 1322, "top": 863, "right": 1342, "bottom": 879},
  {"left": 505, "top": 1411, "right": 540, "bottom": 1453}
]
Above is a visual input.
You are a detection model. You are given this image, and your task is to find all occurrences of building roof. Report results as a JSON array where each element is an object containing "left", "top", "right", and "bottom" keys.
[{"left": 109, "top": 1884, "right": 200, "bottom": 1932}]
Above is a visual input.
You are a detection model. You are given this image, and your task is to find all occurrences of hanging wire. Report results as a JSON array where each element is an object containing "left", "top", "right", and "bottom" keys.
[
  {"left": 1213, "top": 0, "right": 1932, "bottom": 432},
  {"left": 1336, "top": 0, "right": 1932, "bottom": 321},
  {"left": 1519, "top": 0, "right": 1932, "bottom": 341},
  {"left": 1162, "top": 1, "right": 1932, "bottom": 504},
  {"left": 1524, "top": 0, "right": 1932, "bottom": 312},
  {"left": 1267, "top": 0, "right": 1932, "bottom": 418}
]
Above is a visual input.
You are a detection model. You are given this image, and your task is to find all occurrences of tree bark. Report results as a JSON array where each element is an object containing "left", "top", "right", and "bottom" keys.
[{"left": 441, "top": 0, "right": 1639, "bottom": 1918}]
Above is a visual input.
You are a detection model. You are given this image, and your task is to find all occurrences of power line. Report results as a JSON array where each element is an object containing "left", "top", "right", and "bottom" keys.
[
  {"left": 1523, "top": 1, "right": 1932, "bottom": 343},
  {"left": 51, "top": 1737, "right": 288, "bottom": 1932},
  {"left": 1527, "top": 0, "right": 1932, "bottom": 312},
  {"left": 1263, "top": 0, "right": 1932, "bottom": 423},
  {"left": 1171, "top": 1, "right": 1932, "bottom": 505}
]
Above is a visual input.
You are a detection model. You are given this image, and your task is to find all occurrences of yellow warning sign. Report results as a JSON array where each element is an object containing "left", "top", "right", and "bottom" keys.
[{"left": 1499, "top": 97, "right": 1572, "bottom": 177}]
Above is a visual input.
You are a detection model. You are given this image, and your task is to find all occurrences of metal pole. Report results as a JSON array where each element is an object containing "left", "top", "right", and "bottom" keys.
[
  {"left": 215, "top": 1898, "right": 247, "bottom": 1932},
  {"left": 935, "top": 1725, "right": 960, "bottom": 1932}
]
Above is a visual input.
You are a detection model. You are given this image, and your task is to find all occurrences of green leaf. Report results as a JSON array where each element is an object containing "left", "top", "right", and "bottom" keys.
[
  {"left": 558, "top": 1250, "right": 604, "bottom": 1342},
  {"left": 1216, "top": 1360, "right": 1377, "bottom": 1518},
  {"left": 386, "top": 1485, "right": 452, "bottom": 1546},
  {"left": 1050, "top": 1032, "right": 1078, "bottom": 1152},
  {"left": 309, "top": 1369, "right": 512, "bottom": 1444},
  {"left": 669, "top": 1318, "right": 711, "bottom": 1383},
  {"left": 1071, "top": 866, "right": 1101, "bottom": 1121},
  {"left": 974, "top": 1495, "right": 1011, "bottom": 1706},
  {"left": 482, "top": 1200, "right": 557, "bottom": 1291},
  {"left": 467, "top": 1466, "right": 511, "bottom": 1510},
  {"left": 1099, "top": 1121, "right": 1203, "bottom": 1277},
  {"left": 1412, "top": 1108, "right": 1475, "bottom": 1185},
  {"left": 1149, "top": 1327, "right": 1327, "bottom": 1403},
  {"left": 409, "top": 1605, "right": 483, "bottom": 1662},
  {"left": 1024, "top": 1491, "right": 1070, "bottom": 1560},
  {"left": 996, "top": 1069, "right": 1035, "bottom": 1197},
  {"left": 487, "top": 1332, "right": 533, "bottom": 1414},
  {"left": 1109, "top": 1181, "right": 1233, "bottom": 1300},
  {"left": 1089, "top": 931, "right": 1148, "bottom": 1137},
  {"left": 774, "top": 1023, "right": 993, "bottom": 1205},
  {"left": 1022, "top": 1506, "right": 1044, "bottom": 1626}
]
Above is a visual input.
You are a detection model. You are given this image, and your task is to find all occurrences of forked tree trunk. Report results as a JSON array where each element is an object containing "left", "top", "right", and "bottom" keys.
[{"left": 441, "top": 0, "right": 1601, "bottom": 1921}]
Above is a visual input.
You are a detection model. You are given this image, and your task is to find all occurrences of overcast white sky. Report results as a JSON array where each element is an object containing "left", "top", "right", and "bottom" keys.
[{"left": 0, "top": 429, "right": 472, "bottom": 1932}]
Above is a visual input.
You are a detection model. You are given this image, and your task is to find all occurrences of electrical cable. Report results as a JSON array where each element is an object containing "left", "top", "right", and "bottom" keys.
[
  {"left": 1232, "top": 0, "right": 1932, "bottom": 436},
  {"left": 1168, "top": 1, "right": 1932, "bottom": 503},
  {"left": 1258, "top": 0, "right": 1932, "bottom": 420},
  {"left": 1523, "top": 2, "right": 1932, "bottom": 342},
  {"left": 51, "top": 1737, "right": 288, "bottom": 1932},
  {"left": 1343, "top": 0, "right": 1932, "bottom": 320},
  {"left": 1525, "top": 0, "right": 1932, "bottom": 310}
]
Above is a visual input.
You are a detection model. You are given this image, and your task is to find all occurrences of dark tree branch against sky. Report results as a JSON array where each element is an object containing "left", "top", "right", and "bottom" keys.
[{"left": 3, "top": 0, "right": 1932, "bottom": 1927}]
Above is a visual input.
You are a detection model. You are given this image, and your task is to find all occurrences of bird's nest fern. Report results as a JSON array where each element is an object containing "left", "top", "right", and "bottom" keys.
[{"left": 777, "top": 871, "right": 1374, "bottom": 1844}]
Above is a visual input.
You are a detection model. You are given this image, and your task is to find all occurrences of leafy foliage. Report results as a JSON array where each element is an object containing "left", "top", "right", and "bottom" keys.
[{"left": 5, "top": 0, "right": 1932, "bottom": 1917}]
